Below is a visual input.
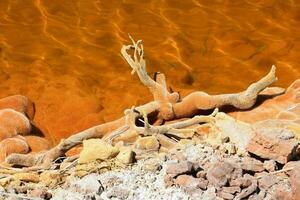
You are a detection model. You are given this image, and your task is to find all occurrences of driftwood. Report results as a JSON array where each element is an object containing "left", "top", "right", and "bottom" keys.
[{"left": 3, "top": 36, "right": 278, "bottom": 171}]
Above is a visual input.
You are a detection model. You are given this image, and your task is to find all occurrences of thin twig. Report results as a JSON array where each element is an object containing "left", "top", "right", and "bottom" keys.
[{"left": 256, "top": 167, "right": 294, "bottom": 179}]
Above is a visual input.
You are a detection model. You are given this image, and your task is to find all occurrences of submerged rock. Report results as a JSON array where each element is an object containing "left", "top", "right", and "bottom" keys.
[
  {"left": 0, "top": 109, "right": 31, "bottom": 141},
  {"left": 24, "top": 135, "right": 50, "bottom": 152},
  {"left": 0, "top": 136, "right": 29, "bottom": 161},
  {"left": 0, "top": 95, "right": 35, "bottom": 120}
]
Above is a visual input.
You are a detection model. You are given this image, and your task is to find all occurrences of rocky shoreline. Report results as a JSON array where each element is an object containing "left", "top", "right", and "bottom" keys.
[
  {"left": 0, "top": 64, "right": 299, "bottom": 199},
  {"left": 0, "top": 135, "right": 298, "bottom": 200},
  {"left": 0, "top": 78, "right": 298, "bottom": 199}
]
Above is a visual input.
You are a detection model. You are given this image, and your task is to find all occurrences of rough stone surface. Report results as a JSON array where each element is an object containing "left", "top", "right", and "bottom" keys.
[
  {"left": 78, "top": 139, "right": 119, "bottom": 164},
  {"left": 134, "top": 136, "right": 160, "bottom": 151},
  {"left": 221, "top": 186, "right": 241, "bottom": 194},
  {"left": 165, "top": 161, "right": 193, "bottom": 177},
  {"left": 258, "top": 174, "right": 278, "bottom": 190},
  {"left": 215, "top": 113, "right": 255, "bottom": 151},
  {"left": 40, "top": 170, "right": 62, "bottom": 187},
  {"left": 234, "top": 174, "right": 257, "bottom": 200},
  {"left": 289, "top": 168, "right": 300, "bottom": 200},
  {"left": 246, "top": 130, "right": 299, "bottom": 164},
  {"left": 229, "top": 80, "right": 300, "bottom": 124},
  {"left": 240, "top": 157, "right": 264, "bottom": 172},
  {"left": 263, "top": 160, "right": 277, "bottom": 172},
  {"left": 116, "top": 146, "right": 134, "bottom": 164},
  {"left": 174, "top": 175, "right": 199, "bottom": 188},
  {"left": 143, "top": 158, "right": 162, "bottom": 172},
  {"left": 283, "top": 161, "right": 300, "bottom": 200},
  {"left": 206, "top": 161, "right": 235, "bottom": 187},
  {"left": 218, "top": 191, "right": 234, "bottom": 200}
]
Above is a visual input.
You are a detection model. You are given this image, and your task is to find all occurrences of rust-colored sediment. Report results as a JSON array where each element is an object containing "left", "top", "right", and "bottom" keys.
[{"left": 0, "top": 0, "right": 299, "bottom": 144}]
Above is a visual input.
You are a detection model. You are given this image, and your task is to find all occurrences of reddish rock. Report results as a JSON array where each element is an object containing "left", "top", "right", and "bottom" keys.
[
  {"left": 230, "top": 176, "right": 252, "bottom": 188},
  {"left": 263, "top": 160, "right": 277, "bottom": 172},
  {"left": 274, "top": 189, "right": 293, "bottom": 200},
  {"left": 0, "top": 95, "right": 35, "bottom": 120},
  {"left": 246, "top": 131, "right": 298, "bottom": 164},
  {"left": 229, "top": 80, "right": 300, "bottom": 124},
  {"left": 283, "top": 160, "right": 300, "bottom": 172},
  {"left": 234, "top": 174, "right": 258, "bottom": 200},
  {"left": 218, "top": 191, "right": 234, "bottom": 200},
  {"left": 231, "top": 168, "right": 243, "bottom": 180},
  {"left": 0, "top": 109, "right": 31, "bottom": 141},
  {"left": 164, "top": 174, "right": 174, "bottom": 187},
  {"left": 165, "top": 161, "right": 193, "bottom": 177},
  {"left": 174, "top": 175, "right": 199, "bottom": 188},
  {"left": 240, "top": 157, "right": 264, "bottom": 172},
  {"left": 134, "top": 136, "right": 160, "bottom": 151},
  {"left": 168, "top": 151, "right": 187, "bottom": 161},
  {"left": 222, "top": 186, "right": 241, "bottom": 194},
  {"left": 206, "top": 161, "right": 235, "bottom": 187},
  {"left": 289, "top": 169, "right": 300, "bottom": 200},
  {"left": 24, "top": 135, "right": 50, "bottom": 152},
  {"left": 258, "top": 174, "right": 278, "bottom": 190},
  {"left": 283, "top": 161, "right": 300, "bottom": 200},
  {"left": 0, "top": 136, "right": 29, "bottom": 161}
]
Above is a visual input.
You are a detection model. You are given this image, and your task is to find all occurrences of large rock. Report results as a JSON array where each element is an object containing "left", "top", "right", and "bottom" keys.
[
  {"left": 0, "top": 109, "right": 31, "bottom": 141},
  {"left": 206, "top": 161, "right": 235, "bottom": 188},
  {"left": 134, "top": 136, "right": 160, "bottom": 151},
  {"left": 0, "top": 95, "right": 35, "bottom": 120},
  {"left": 240, "top": 157, "right": 264, "bottom": 172},
  {"left": 174, "top": 175, "right": 204, "bottom": 190},
  {"left": 214, "top": 113, "right": 255, "bottom": 151},
  {"left": 283, "top": 161, "right": 300, "bottom": 200},
  {"left": 246, "top": 128, "right": 299, "bottom": 164},
  {"left": 78, "top": 139, "right": 119, "bottom": 164},
  {"left": 229, "top": 80, "right": 300, "bottom": 124},
  {"left": 165, "top": 161, "right": 193, "bottom": 176},
  {"left": 116, "top": 146, "right": 134, "bottom": 164}
]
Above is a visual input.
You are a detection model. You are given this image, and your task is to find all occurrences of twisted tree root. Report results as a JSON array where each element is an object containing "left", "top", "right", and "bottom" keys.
[{"left": 3, "top": 36, "right": 278, "bottom": 171}]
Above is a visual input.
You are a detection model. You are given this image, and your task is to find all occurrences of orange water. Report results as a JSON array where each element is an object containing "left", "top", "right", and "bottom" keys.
[{"left": 0, "top": 0, "right": 299, "bottom": 143}]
